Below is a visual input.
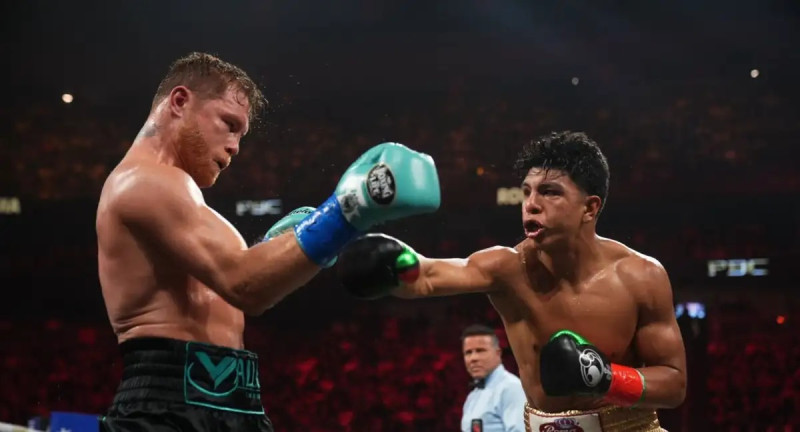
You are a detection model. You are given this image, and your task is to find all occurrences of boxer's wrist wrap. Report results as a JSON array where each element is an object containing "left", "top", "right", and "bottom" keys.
[
  {"left": 294, "top": 194, "right": 359, "bottom": 265},
  {"left": 395, "top": 247, "right": 420, "bottom": 284},
  {"left": 604, "top": 364, "right": 646, "bottom": 407}
]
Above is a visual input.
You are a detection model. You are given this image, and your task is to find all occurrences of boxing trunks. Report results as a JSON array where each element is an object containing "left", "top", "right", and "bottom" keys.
[
  {"left": 100, "top": 337, "right": 273, "bottom": 432},
  {"left": 524, "top": 402, "right": 666, "bottom": 432}
]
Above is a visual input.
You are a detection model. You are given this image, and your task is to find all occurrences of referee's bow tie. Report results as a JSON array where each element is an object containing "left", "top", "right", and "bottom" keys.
[{"left": 469, "top": 378, "right": 486, "bottom": 390}]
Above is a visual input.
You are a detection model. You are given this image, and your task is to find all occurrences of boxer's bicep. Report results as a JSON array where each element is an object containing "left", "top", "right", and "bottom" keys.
[
  {"left": 633, "top": 263, "right": 685, "bottom": 370},
  {"left": 114, "top": 172, "right": 241, "bottom": 292},
  {"left": 631, "top": 259, "right": 688, "bottom": 406}
]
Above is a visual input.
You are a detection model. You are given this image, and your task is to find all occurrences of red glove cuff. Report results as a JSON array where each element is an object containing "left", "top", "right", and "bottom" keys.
[{"left": 605, "top": 364, "right": 646, "bottom": 407}]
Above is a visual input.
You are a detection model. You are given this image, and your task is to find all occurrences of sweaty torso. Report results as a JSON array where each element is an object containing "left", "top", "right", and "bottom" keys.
[
  {"left": 486, "top": 238, "right": 643, "bottom": 413},
  {"left": 96, "top": 157, "right": 245, "bottom": 349}
]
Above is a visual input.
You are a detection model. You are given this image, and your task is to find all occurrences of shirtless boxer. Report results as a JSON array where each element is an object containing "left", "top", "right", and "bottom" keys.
[
  {"left": 95, "top": 52, "right": 440, "bottom": 431},
  {"left": 337, "top": 131, "right": 686, "bottom": 431}
]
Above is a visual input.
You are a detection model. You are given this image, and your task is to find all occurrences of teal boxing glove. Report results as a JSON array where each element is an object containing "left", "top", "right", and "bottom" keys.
[
  {"left": 263, "top": 207, "right": 315, "bottom": 240},
  {"left": 262, "top": 207, "right": 336, "bottom": 268},
  {"left": 294, "top": 142, "right": 440, "bottom": 266}
]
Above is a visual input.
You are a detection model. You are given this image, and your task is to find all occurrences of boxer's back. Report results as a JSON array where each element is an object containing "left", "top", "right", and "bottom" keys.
[
  {"left": 97, "top": 156, "right": 245, "bottom": 348},
  {"left": 488, "top": 237, "right": 650, "bottom": 412}
]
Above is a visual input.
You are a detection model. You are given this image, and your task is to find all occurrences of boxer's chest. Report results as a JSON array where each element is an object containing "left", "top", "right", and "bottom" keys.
[{"left": 496, "top": 270, "right": 639, "bottom": 363}]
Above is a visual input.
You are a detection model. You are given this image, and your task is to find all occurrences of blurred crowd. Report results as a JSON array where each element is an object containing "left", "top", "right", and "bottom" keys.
[
  {"left": 1, "top": 81, "right": 798, "bottom": 205},
  {"left": 705, "top": 301, "right": 800, "bottom": 430}
]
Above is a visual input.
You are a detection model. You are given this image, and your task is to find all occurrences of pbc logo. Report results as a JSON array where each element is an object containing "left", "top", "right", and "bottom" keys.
[
  {"left": 366, "top": 164, "right": 396, "bottom": 205},
  {"left": 235, "top": 199, "right": 282, "bottom": 216},
  {"left": 707, "top": 258, "right": 768, "bottom": 277},
  {"left": 540, "top": 418, "right": 584, "bottom": 432}
]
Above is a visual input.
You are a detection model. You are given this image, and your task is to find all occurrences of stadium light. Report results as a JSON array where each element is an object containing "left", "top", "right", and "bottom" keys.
[{"left": 62, "top": 93, "right": 74, "bottom": 104}]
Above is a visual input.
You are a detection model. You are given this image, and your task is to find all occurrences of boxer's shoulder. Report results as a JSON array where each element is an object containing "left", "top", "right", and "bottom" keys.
[
  {"left": 105, "top": 161, "right": 205, "bottom": 219},
  {"left": 114, "top": 161, "right": 202, "bottom": 199},
  {"left": 468, "top": 245, "right": 522, "bottom": 281},
  {"left": 601, "top": 239, "right": 669, "bottom": 299},
  {"left": 616, "top": 253, "right": 667, "bottom": 284}
]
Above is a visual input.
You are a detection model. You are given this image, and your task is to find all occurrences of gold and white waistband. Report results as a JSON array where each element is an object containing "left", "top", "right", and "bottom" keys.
[{"left": 524, "top": 402, "right": 666, "bottom": 432}]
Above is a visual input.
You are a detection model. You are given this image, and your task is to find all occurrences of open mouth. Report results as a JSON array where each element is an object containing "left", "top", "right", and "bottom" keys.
[
  {"left": 524, "top": 221, "right": 545, "bottom": 238},
  {"left": 215, "top": 160, "right": 226, "bottom": 171}
]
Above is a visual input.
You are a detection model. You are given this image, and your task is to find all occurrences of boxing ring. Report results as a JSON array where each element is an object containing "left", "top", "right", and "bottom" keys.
[{"left": 0, "top": 412, "right": 99, "bottom": 432}]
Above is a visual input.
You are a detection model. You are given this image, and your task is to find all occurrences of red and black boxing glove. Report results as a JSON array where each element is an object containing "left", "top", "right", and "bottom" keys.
[{"left": 540, "top": 330, "right": 646, "bottom": 407}]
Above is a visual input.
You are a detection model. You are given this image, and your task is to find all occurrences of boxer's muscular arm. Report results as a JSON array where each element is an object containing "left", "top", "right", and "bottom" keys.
[
  {"left": 113, "top": 166, "right": 321, "bottom": 316},
  {"left": 623, "top": 257, "right": 687, "bottom": 409},
  {"left": 392, "top": 246, "right": 513, "bottom": 298}
]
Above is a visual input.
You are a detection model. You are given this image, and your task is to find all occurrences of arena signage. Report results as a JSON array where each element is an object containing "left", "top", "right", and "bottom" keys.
[
  {"left": 0, "top": 197, "right": 21, "bottom": 215},
  {"left": 496, "top": 187, "right": 524, "bottom": 206},
  {"left": 707, "top": 258, "right": 769, "bottom": 277},
  {"left": 235, "top": 199, "right": 282, "bottom": 217}
]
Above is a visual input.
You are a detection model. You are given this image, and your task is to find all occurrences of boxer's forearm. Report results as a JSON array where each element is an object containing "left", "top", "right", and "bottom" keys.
[
  {"left": 633, "top": 365, "right": 686, "bottom": 409},
  {"left": 391, "top": 258, "right": 439, "bottom": 298},
  {"left": 222, "top": 233, "right": 321, "bottom": 315},
  {"left": 391, "top": 257, "right": 487, "bottom": 298}
]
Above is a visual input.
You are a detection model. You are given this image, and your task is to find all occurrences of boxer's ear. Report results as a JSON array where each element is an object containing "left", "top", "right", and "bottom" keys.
[
  {"left": 582, "top": 195, "right": 602, "bottom": 223},
  {"left": 168, "top": 86, "right": 192, "bottom": 118}
]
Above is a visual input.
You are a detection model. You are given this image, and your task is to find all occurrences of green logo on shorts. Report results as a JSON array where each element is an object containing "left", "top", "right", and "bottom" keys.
[
  {"left": 184, "top": 342, "right": 263, "bottom": 414},
  {"left": 191, "top": 353, "right": 239, "bottom": 394}
]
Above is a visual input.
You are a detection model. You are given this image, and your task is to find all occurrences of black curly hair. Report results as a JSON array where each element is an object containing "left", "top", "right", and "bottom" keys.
[{"left": 513, "top": 131, "right": 610, "bottom": 214}]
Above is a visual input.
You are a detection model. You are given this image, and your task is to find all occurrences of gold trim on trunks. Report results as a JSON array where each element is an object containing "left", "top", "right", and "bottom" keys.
[{"left": 524, "top": 402, "right": 666, "bottom": 432}]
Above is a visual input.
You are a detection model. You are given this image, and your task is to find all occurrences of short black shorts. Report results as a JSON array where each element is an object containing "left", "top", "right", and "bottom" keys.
[{"left": 100, "top": 337, "right": 273, "bottom": 432}]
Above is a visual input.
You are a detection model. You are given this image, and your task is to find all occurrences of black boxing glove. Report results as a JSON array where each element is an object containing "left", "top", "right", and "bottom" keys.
[
  {"left": 336, "top": 233, "right": 421, "bottom": 300},
  {"left": 540, "top": 330, "right": 646, "bottom": 407}
]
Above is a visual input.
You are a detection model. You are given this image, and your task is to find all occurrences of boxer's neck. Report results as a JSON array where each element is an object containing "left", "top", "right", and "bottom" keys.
[
  {"left": 130, "top": 108, "right": 182, "bottom": 168},
  {"left": 534, "top": 230, "right": 602, "bottom": 284}
]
